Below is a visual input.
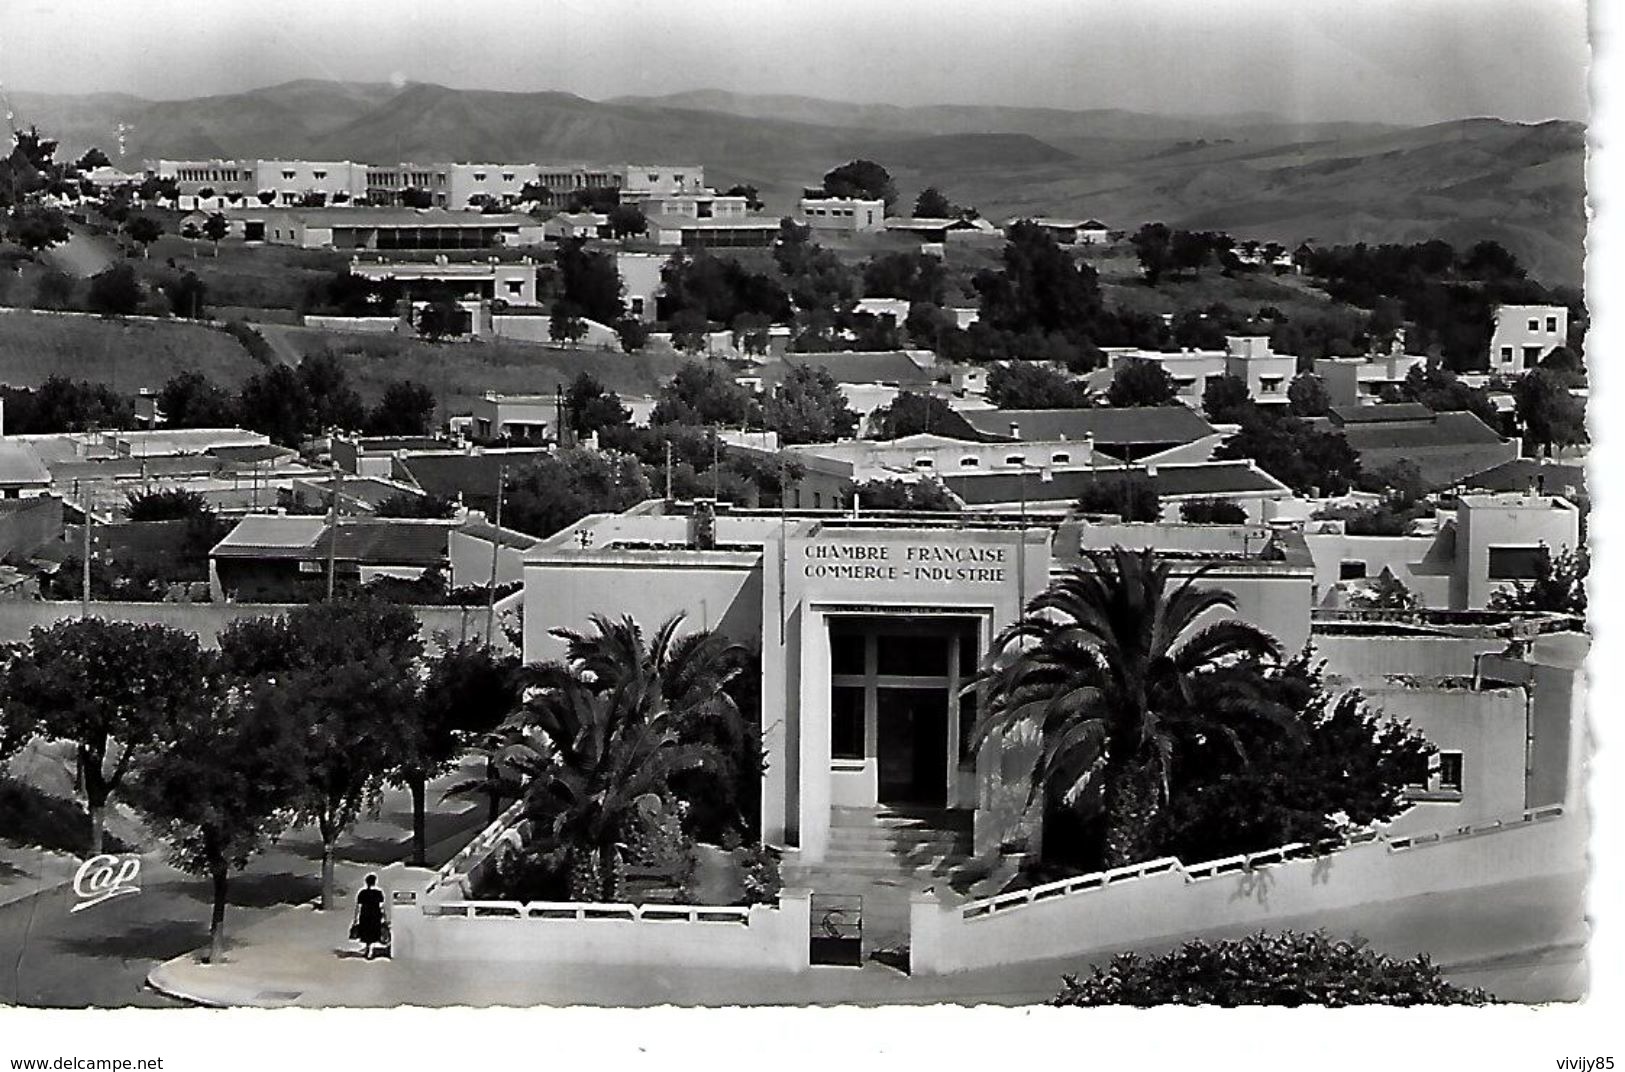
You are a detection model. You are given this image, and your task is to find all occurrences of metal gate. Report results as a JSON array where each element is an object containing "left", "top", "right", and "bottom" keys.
[{"left": 809, "top": 894, "right": 863, "bottom": 967}]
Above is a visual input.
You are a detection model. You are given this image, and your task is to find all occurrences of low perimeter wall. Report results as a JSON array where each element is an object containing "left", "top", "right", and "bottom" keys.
[
  {"left": 392, "top": 797, "right": 813, "bottom": 971},
  {"left": 909, "top": 805, "right": 1578, "bottom": 975}
]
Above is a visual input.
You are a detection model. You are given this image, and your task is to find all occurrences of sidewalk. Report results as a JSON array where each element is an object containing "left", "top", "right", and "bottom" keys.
[{"left": 148, "top": 868, "right": 1588, "bottom": 1007}]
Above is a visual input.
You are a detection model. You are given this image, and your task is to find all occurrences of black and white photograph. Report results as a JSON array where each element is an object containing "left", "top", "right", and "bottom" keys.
[{"left": 0, "top": 0, "right": 1615, "bottom": 1064}]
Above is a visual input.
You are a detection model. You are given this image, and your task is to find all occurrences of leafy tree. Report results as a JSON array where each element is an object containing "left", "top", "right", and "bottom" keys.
[
  {"left": 850, "top": 478, "right": 958, "bottom": 512},
  {"left": 1488, "top": 545, "right": 1587, "bottom": 617},
  {"left": 395, "top": 642, "right": 521, "bottom": 865},
  {"left": 238, "top": 364, "right": 313, "bottom": 447},
  {"left": 76, "top": 147, "right": 113, "bottom": 171},
  {"left": 565, "top": 372, "right": 631, "bottom": 437},
  {"left": 219, "top": 599, "right": 422, "bottom": 909},
  {"left": 1201, "top": 374, "right": 1252, "bottom": 422},
  {"left": 123, "top": 487, "right": 212, "bottom": 522},
  {"left": 987, "top": 362, "right": 1092, "bottom": 409},
  {"left": 417, "top": 295, "right": 467, "bottom": 339},
  {"left": 0, "top": 619, "right": 213, "bottom": 853},
  {"left": 976, "top": 221, "right": 1102, "bottom": 337},
  {"left": 1179, "top": 498, "right": 1247, "bottom": 524},
  {"left": 123, "top": 214, "right": 163, "bottom": 257},
  {"left": 1054, "top": 931, "right": 1489, "bottom": 1007},
  {"left": 6, "top": 204, "right": 70, "bottom": 255},
  {"left": 1076, "top": 476, "right": 1160, "bottom": 522},
  {"left": 1288, "top": 373, "right": 1331, "bottom": 417},
  {"left": 201, "top": 212, "right": 229, "bottom": 253},
  {"left": 557, "top": 238, "right": 624, "bottom": 324},
  {"left": 1538, "top": 345, "right": 1585, "bottom": 379},
  {"left": 1513, "top": 368, "right": 1587, "bottom": 457},
  {"left": 667, "top": 308, "right": 711, "bottom": 356},
  {"left": 159, "top": 370, "right": 238, "bottom": 431},
  {"left": 866, "top": 391, "right": 959, "bottom": 439},
  {"left": 607, "top": 204, "right": 647, "bottom": 238},
  {"left": 549, "top": 299, "right": 589, "bottom": 344},
  {"left": 1148, "top": 653, "right": 1431, "bottom": 863},
  {"left": 1400, "top": 366, "right": 1500, "bottom": 430},
  {"left": 652, "top": 361, "right": 758, "bottom": 427},
  {"left": 973, "top": 548, "right": 1287, "bottom": 868},
  {"left": 87, "top": 263, "right": 143, "bottom": 315},
  {"left": 731, "top": 312, "right": 773, "bottom": 357},
  {"left": 0, "top": 377, "right": 134, "bottom": 433},
  {"left": 723, "top": 184, "right": 764, "bottom": 210},
  {"left": 32, "top": 269, "right": 75, "bottom": 310},
  {"left": 1129, "top": 222, "right": 1173, "bottom": 285},
  {"left": 366, "top": 379, "right": 437, "bottom": 437},
  {"left": 400, "top": 187, "right": 434, "bottom": 209},
  {"left": 912, "top": 186, "right": 956, "bottom": 219},
  {"left": 299, "top": 351, "right": 366, "bottom": 433},
  {"left": 502, "top": 448, "right": 653, "bottom": 538},
  {"left": 761, "top": 365, "right": 859, "bottom": 444},
  {"left": 160, "top": 270, "right": 207, "bottom": 318},
  {"left": 1106, "top": 358, "right": 1178, "bottom": 407},
  {"left": 1216, "top": 407, "right": 1360, "bottom": 496},
  {"left": 376, "top": 491, "right": 458, "bottom": 519},
  {"left": 615, "top": 316, "right": 650, "bottom": 353},
  {"left": 820, "top": 159, "right": 896, "bottom": 209},
  {"left": 128, "top": 682, "right": 301, "bottom": 963},
  {"left": 862, "top": 251, "right": 948, "bottom": 305}
]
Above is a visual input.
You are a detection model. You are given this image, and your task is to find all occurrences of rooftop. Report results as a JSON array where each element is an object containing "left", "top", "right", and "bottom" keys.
[
  {"left": 0, "top": 443, "right": 51, "bottom": 486},
  {"left": 1327, "top": 402, "right": 1437, "bottom": 425},
  {"left": 211, "top": 515, "right": 456, "bottom": 566},
  {"left": 773, "top": 351, "right": 939, "bottom": 388},
  {"left": 959, "top": 406, "right": 1215, "bottom": 447},
  {"left": 227, "top": 206, "right": 539, "bottom": 227},
  {"left": 940, "top": 459, "right": 1286, "bottom": 506}
]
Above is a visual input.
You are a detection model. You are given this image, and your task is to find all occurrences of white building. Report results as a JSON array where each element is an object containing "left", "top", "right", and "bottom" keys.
[
  {"left": 1008, "top": 217, "right": 1111, "bottom": 245},
  {"left": 348, "top": 255, "right": 541, "bottom": 306},
  {"left": 1098, "top": 336, "right": 1297, "bottom": 408},
  {"left": 620, "top": 164, "right": 707, "bottom": 201},
  {"left": 1489, "top": 304, "right": 1569, "bottom": 373},
  {"left": 798, "top": 196, "right": 886, "bottom": 235},
  {"left": 616, "top": 251, "right": 667, "bottom": 322},
  {"left": 251, "top": 160, "right": 370, "bottom": 206},
  {"left": 1313, "top": 352, "right": 1428, "bottom": 407}
]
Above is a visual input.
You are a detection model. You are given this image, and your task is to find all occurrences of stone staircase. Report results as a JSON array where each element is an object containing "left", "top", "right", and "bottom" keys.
[{"left": 784, "top": 807, "right": 976, "bottom": 960}]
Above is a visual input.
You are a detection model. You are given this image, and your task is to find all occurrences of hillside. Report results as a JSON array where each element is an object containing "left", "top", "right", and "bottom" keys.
[
  {"left": 0, "top": 311, "right": 261, "bottom": 391},
  {"left": 8, "top": 80, "right": 1586, "bottom": 284}
]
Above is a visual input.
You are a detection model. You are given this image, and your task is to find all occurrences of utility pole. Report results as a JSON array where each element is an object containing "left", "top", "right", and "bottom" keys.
[
  {"left": 711, "top": 429, "right": 719, "bottom": 501},
  {"left": 664, "top": 440, "right": 673, "bottom": 502},
  {"left": 81, "top": 490, "right": 92, "bottom": 617},
  {"left": 324, "top": 464, "right": 344, "bottom": 601},
  {"left": 484, "top": 465, "right": 505, "bottom": 647}
]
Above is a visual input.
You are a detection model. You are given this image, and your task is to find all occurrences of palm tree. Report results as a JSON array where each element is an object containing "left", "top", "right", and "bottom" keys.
[
  {"left": 493, "top": 614, "right": 747, "bottom": 901},
  {"left": 972, "top": 546, "right": 1292, "bottom": 869}
]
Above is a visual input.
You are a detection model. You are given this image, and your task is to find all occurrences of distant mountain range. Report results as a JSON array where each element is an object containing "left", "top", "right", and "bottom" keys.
[{"left": 9, "top": 80, "right": 1586, "bottom": 285}]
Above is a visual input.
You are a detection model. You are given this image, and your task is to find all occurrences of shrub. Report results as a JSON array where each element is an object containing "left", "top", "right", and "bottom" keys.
[
  {"left": 1054, "top": 931, "right": 1491, "bottom": 1007},
  {"left": 732, "top": 843, "right": 782, "bottom": 906},
  {"left": 1179, "top": 498, "right": 1247, "bottom": 524}
]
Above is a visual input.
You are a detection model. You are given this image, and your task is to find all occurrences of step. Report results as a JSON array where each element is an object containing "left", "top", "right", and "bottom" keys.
[
  {"left": 813, "top": 851, "right": 969, "bottom": 872},
  {"left": 826, "top": 831, "right": 972, "bottom": 852},
  {"left": 830, "top": 808, "right": 972, "bottom": 831}
]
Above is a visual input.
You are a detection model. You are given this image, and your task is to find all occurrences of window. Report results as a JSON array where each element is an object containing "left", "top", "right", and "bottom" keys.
[
  {"left": 313, "top": 170, "right": 327, "bottom": 180},
  {"left": 1260, "top": 377, "right": 1284, "bottom": 393},
  {"left": 914, "top": 458, "right": 935, "bottom": 469},
  {"left": 281, "top": 170, "right": 296, "bottom": 180},
  {"left": 648, "top": 173, "right": 660, "bottom": 183},
  {"left": 831, "top": 686, "right": 865, "bottom": 760},
  {"left": 630, "top": 297, "right": 645, "bottom": 315},
  {"left": 1523, "top": 346, "right": 1542, "bottom": 366},
  {"left": 1546, "top": 316, "right": 1559, "bottom": 333},
  {"left": 813, "top": 491, "right": 823, "bottom": 508},
  {"left": 1005, "top": 455, "right": 1026, "bottom": 466},
  {"left": 1439, "top": 752, "right": 1464, "bottom": 793},
  {"left": 1488, "top": 546, "right": 1545, "bottom": 580},
  {"left": 1052, "top": 453, "right": 1070, "bottom": 465},
  {"left": 502, "top": 172, "right": 515, "bottom": 182},
  {"left": 1339, "top": 560, "right": 1368, "bottom": 580},
  {"left": 830, "top": 633, "right": 867, "bottom": 676},
  {"left": 1527, "top": 319, "right": 1539, "bottom": 331},
  {"left": 474, "top": 173, "right": 487, "bottom": 182},
  {"left": 1501, "top": 346, "right": 1514, "bottom": 363},
  {"left": 877, "top": 633, "right": 948, "bottom": 676},
  {"left": 506, "top": 280, "right": 523, "bottom": 294}
]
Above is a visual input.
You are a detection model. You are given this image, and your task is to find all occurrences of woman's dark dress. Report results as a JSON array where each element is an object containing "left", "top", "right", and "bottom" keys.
[{"left": 355, "top": 887, "right": 385, "bottom": 945}]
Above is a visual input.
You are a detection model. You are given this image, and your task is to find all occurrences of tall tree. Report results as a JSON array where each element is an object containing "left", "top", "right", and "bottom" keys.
[
  {"left": 123, "top": 214, "right": 163, "bottom": 257},
  {"left": 820, "top": 159, "right": 896, "bottom": 209},
  {"left": 201, "top": 212, "right": 230, "bottom": 254},
  {"left": 1201, "top": 374, "right": 1253, "bottom": 423},
  {"left": 159, "top": 370, "right": 238, "bottom": 429},
  {"left": 128, "top": 680, "right": 302, "bottom": 963},
  {"left": 395, "top": 643, "right": 521, "bottom": 866},
  {"left": 298, "top": 351, "right": 366, "bottom": 433},
  {"left": 761, "top": 365, "right": 859, "bottom": 444},
  {"left": 557, "top": 238, "right": 624, "bottom": 324},
  {"left": 976, "top": 221, "right": 1102, "bottom": 337},
  {"left": 1513, "top": 368, "right": 1588, "bottom": 457},
  {"left": 87, "top": 263, "right": 143, "bottom": 316},
  {"left": 0, "top": 619, "right": 213, "bottom": 852},
  {"left": 866, "top": 391, "right": 959, "bottom": 439},
  {"left": 1488, "top": 545, "right": 1588, "bottom": 617},
  {"left": 220, "top": 599, "right": 423, "bottom": 909},
  {"left": 549, "top": 299, "right": 589, "bottom": 344},
  {"left": 988, "top": 361, "right": 1093, "bottom": 409},
  {"left": 652, "top": 362, "right": 758, "bottom": 427},
  {"left": 1129, "top": 222, "right": 1173, "bottom": 285},
  {"left": 974, "top": 548, "right": 1289, "bottom": 868},
  {"left": 501, "top": 448, "right": 652, "bottom": 538},
  {"left": 912, "top": 186, "right": 954, "bottom": 218},
  {"left": 6, "top": 204, "right": 70, "bottom": 255},
  {"left": 1287, "top": 373, "right": 1331, "bottom": 417},
  {"left": 238, "top": 364, "right": 314, "bottom": 447},
  {"left": 1106, "top": 358, "right": 1179, "bottom": 407},
  {"left": 565, "top": 372, "right": 631, "bottom": 437},
  {"left": 366, "top": 380, "right": 437, "bottom": 437}
]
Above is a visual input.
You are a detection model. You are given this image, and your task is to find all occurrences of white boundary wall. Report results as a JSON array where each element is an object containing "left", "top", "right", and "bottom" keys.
[
  {"left": 390, "top": 799, "right": 813, "bottom": 971},
  {"left": 909, "top": 805, "right": 1578, "bottom": 975}
]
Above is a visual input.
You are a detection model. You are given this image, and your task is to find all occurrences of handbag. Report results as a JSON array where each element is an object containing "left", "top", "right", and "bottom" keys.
[
  {"left": 348, "top": 921, "right": 361, "bottom": 941},
  {"left": 379, "top": 916, "right": 392, "bottom": 947}
]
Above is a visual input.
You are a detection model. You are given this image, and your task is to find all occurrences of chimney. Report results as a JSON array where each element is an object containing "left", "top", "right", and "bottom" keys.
[
  {"left": 1008, "top": 421, "right": 1020, "bottom": 440},
  {"left": 688, "top": 498, "right": 717, "bottom": 550}
]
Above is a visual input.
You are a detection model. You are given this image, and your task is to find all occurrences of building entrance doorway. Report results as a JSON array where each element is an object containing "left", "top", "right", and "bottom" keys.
[
  {"left": 876, "top": 687, "right": 949, "bottom": 804},
  {"left": 827, "top": 614, "right": 982, "bottom": 810}
]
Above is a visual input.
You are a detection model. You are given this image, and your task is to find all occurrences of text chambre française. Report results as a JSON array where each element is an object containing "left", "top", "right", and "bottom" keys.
[{"left": 800, "top": 543, "right": 1007, "bottom": 582}]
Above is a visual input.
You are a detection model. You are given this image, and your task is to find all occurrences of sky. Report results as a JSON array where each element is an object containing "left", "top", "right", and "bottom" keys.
[{"left": 1, "top": 0, "right": 1590, "bottom": 124}]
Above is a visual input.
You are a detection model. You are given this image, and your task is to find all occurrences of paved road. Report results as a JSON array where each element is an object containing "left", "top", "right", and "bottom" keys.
[{"left": 0, "top": 765, "right": 490, "bottom": 1008}]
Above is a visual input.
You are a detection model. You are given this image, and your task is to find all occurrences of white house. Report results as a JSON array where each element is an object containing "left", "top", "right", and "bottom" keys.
[{"left": 1489, "top": 304, "right": 1569, "bottom": 373}]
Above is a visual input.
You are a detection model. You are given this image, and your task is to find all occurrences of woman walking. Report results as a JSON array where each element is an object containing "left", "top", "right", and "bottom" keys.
[{"left": 351, "top": 874, "right": 386, "bottom": 960}]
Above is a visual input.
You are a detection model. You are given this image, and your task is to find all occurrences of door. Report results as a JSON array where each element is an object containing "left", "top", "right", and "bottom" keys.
[{"left": 876, "top": 687, "right": 948, "bottom": 805}]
